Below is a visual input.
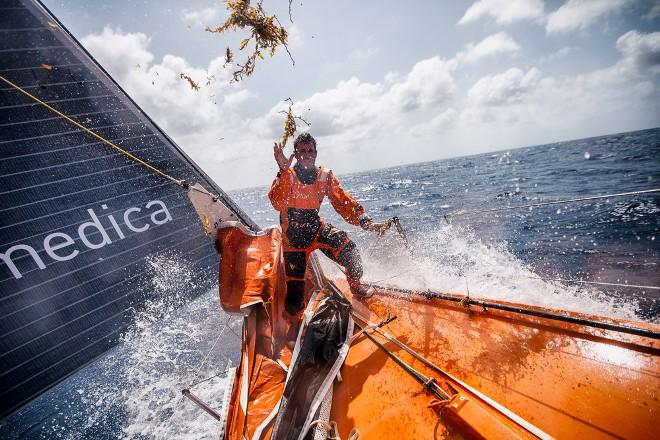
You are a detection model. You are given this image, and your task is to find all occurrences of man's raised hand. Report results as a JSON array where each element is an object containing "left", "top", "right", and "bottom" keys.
[{"left": 274, "top": 142, "right": 294, "bottom": 172}]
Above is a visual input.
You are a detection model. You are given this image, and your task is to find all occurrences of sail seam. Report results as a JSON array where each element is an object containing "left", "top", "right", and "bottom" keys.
[
  {"left": 0, "top": 121, "right": 147, "bottom": 144},
  {"left": 0, "top": 107, "right": 126, "bottom": 127},
  {"left": 0, "top": 146, "right": 165, "bottom": 181},
  {"left": 0, "top": 133, "right": 157, "bottom": 161},
  {"left": 0, "top": 93, "right": 117, "bottom": 110},
  {"left": 0, "top": 246, "right": 216, "bottom": 368}
]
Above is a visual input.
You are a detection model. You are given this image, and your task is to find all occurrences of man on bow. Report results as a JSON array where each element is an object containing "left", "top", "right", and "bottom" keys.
[{"left": 269, "top": 133, "right": 386, "bottom": 317}]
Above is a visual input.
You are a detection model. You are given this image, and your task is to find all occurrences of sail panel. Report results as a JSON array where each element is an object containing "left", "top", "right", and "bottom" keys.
[{"left": 0, "top": 0, "right": 256, "bottom": 419}]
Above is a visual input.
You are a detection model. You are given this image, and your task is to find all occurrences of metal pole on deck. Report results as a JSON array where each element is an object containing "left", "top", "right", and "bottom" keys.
[{"left": 181, "top": 389, "right": 222, "bottom": 421}]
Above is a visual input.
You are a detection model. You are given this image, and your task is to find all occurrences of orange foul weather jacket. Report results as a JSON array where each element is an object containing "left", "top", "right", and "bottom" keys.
[{"left": 268, "top": 166, "right": 370, "bottom": 244}]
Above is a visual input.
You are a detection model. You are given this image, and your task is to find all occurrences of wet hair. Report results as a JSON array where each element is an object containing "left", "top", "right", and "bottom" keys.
[{"left": 293, "top": 132, "right": 317, "bottom": 151}]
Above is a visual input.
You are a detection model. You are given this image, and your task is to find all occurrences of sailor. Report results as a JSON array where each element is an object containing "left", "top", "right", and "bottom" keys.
[{"left": 269, "top": 132, "right": 387, "bottom": 316}]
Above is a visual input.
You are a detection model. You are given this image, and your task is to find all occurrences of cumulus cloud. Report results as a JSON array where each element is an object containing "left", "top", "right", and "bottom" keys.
[
  {"left": 455, "top": 32, "right": 520, "bottom": 65},
  {"left": 223, "top": 89, "right": 258, "bottom": 106},
  {"left": 180, "top": 7, "right": 221, "bottom": 28},
  {"left": 82, "top": 27, "right": 236, "bottom": 133},
  {"left": 79, "top": 25, "right": 660, "bottom": 189},
  {"left": 80, "top": 26, "right": 267, "bottom": 188},
  {"left": 616, "top": 30, "right": 660, "bottom": 75},
  {"left": 458, "top": 0, "right": 544, "bottom": 25},
  {"left": 411, "top": 108, "right": 458, "bottom": 135},
  {"left": 81, "top": 27, "right": 154, "bottom": 79},
  {"left": 467, "top": 67, "right": 541, "bottom": 106},
  {"left": 546, "top": 0, "right": 631, "bottom": 34},
  {"left": 644, "top": 4, "right": 660, "bottom": 21},
  {"left": 348, "top": 46, "right": 381, "bottom": 62},
  {"left": 538, "top": 46, "right": 575, "bottom": 64},
  {"left": 461, "top": 28, "right": 660, "bottom": 141},
  {"left": 247, "top": 55, "right": 457, "bottom": 159},
  {"left": 386, "top": 57, "right": 455, "bottom": 112}
]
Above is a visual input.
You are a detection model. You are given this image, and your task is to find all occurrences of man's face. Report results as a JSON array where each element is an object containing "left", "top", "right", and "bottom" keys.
[{"left": 294, "top": 141, "right": 317, "bottom": 170}]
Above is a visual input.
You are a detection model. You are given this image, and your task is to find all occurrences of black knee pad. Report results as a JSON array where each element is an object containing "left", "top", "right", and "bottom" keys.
[
  {"left": 337, "top": 241, "right": 363, "bottom": 280},
  {"left": 283, "top": 251, "right": 307, "bottom": 278},
  {"left": 317, "top": 223, "right": 348, "bottom": 249},
  {"left": 285, "top": 280, "right": 305, "bottom": 315}
]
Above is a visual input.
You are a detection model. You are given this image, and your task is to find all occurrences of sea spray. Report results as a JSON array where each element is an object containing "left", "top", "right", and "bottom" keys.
[
  {"left": 118, "top": 252, "right": 239, "bottom": 439},
  {"left": 349, "top": 222, "right": 644, "bottom": 322},
  {"left": 0, "top": 253, "right": 239, "bottom": 439}
]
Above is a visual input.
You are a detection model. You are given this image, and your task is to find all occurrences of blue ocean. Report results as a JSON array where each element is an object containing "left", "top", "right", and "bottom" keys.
[
  {"left": 237, "top": 126, "right": 660, "bottom": 320},
  {"left": 2, "top": 127, "right": 658, "bottom": 438}
]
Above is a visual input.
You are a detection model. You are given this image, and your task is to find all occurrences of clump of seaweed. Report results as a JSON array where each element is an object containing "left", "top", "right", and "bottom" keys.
[
  {"left": 180, "top": 73, "right": 200, "bottom": 91},
  {"left": 224, "top": 47, "right": 234, "bottom": 66},
  {"left": 206, "top": 0, "right": 294, "bottom": 82},
  {"left": 278, "top": 98, "right": 310, "bottom": 147}
]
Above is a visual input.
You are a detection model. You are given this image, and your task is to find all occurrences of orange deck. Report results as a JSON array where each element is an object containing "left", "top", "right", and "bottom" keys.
[
  {"left": 333, "top": 280, "right": 659, "bottom": 439},
  {"left": 216, "top": 226, "right": 659, "bottom": 439}
]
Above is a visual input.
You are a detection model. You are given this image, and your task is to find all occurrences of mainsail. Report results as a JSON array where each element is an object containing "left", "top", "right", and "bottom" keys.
[{"left": 0, "top": 0, "right": 257, "bottom": 419}]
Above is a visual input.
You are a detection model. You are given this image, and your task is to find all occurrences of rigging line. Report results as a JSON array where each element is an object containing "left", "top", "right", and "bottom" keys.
[
  {"left": 443, "top": 188, "right": 660, "bottom": 220},
  {"left": 367, "top": 267, "right": 415, "bottom": 285},
  {"left": 527, "top": 276, "right": 660, "bottom": 291},
  {"left": 182, "top": 316, "right": 233, "bottom": 398},
  {"left": 188, "top": 371, "right": 226, "bottom": 389},
  {"left": 370, "top": 283, "right": 660, "bottom": 339},
  {"left": 368, "top": 271, "right": 660, "bottom": 295},
  {"left": 0, "top": 74, "right": 180, "bottom": 184},
  {"left": 161, "top": 316, "right": 235, "bottom": 431}
]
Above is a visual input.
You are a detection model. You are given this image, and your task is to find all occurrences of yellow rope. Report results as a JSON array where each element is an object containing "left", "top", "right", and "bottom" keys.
[{"left": 0, "top": 74, "right": 180, "bottom": 184}]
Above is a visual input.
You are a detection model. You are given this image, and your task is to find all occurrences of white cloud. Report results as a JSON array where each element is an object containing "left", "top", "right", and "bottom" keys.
[
  {"left": 251, "top": 77, "right": 386, "bottom": 143},
  {"left": 461, "top": 29, "right": 660, "bottom": 141},
  {"left": 286, "top": 25, "right": 304, "bottom": 49},
  {"left": 82, "top": 27, "right": 233, "bottom": 133},
  {"left": 386, "top": 57, "right": 456, "bottom": 112},
  {"left": 546, "top": 0, "right": 630, "bottom": 34},
  {"left": 81, "top": 26, "right": 153, "bottom": 79},
  {"left": 249, "top": 56, "right": 457, "bottom": 155},
  {"left": 644, "top": 4, "right": 660, "bottom": 21},
  {"left": 455, "top": 32, "right": 520, "bottom": 65},
  {"left": 411, "top": 108, "right": 458, "bottom": 135},
  {"left": 80, "top": 27, "right": 267, "bottom": 189},
  {"left": 538, "top": 46, "right": 575, "bottom": 64},
  {"left": 467, "top": 67, "right": 541, "bottom": 106},
  {"left": 616, "top": 30, "right": 660, "bottom": 75},
  {"left": 79, "top": 26, "right": 660, "bottom": 189},
  {"left": 348, "top": 47, "right": 381, "bottom": 62},
  {"left": 458, "top": 0, "right": 545, "bottom": 25},
  {"left": 223, "top": 89, "right": 258, "bottom": 106},
  {"left": 180, "top": 7, "right": 221, "bottom": 28}
]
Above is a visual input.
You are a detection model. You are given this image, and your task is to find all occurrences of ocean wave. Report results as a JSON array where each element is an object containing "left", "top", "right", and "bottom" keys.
[
  {"left": 384, "top": 200, "right": 418, "bottom": 210},
  {"left": 357, "top": 224, "right": 646, "bottom": 322},
  {"left": 610, "top": 200, "right": 660, "bottom": 222}
]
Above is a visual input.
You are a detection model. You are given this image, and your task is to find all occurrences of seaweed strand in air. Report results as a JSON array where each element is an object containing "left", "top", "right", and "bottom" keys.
[
  {"left": 278, "top": 98, "right": 310, "bottom": 147},
  {"left": 206, "top": 0, "right": 294, "bottom": 82}
]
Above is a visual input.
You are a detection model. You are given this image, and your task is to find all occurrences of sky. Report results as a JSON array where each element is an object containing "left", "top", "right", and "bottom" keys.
[{"left": 41, "top": 0, "right": 660, "bottom": 190}]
